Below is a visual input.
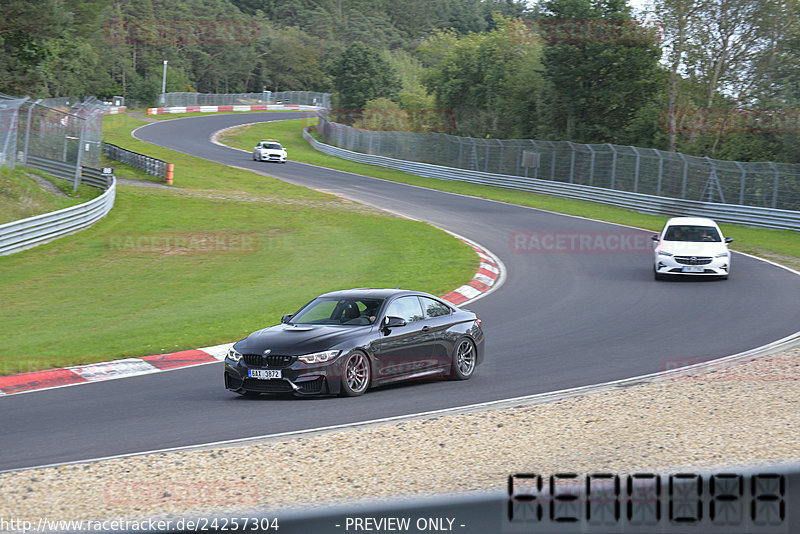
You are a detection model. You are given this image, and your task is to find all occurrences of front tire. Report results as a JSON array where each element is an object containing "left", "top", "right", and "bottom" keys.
[
  {"left": 450, "top": 338, "right": 476, "bottom": 380},
  {"left": 340, "top": 351, "right": 371, "bottom": 396}
]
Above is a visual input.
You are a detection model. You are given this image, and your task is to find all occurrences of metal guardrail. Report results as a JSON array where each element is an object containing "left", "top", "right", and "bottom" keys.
[
  {"left": 0, "top": 158, "right": 116, "bottom": 255},
  {"left": 304, "top": 129, "right": 800, "bottom": 231},
  {"left": 26, "top": 155, "right": 111, "bottom": 189},
  {"left": 103, "top": 142, "right": 169, "bottom": 180}
]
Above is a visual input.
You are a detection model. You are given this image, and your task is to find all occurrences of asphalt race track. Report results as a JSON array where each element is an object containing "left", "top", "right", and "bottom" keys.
[{"left": 3, "top": 112, "right": 800, "bottom": 471}]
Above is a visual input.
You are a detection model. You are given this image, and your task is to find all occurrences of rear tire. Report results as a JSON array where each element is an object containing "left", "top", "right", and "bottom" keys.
[{"left": 450, "top": 338, "right": 476, "bottom": 380}]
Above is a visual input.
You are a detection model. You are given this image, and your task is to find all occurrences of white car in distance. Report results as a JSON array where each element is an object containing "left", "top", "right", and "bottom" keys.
[
  {"left": 253, "top": 139, "right": 287, "bottom": 163},
  {"left": 652, "top": 217, "right": 733, "bottom": 280}
]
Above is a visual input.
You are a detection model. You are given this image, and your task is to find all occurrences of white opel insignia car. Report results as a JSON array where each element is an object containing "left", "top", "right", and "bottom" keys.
[
  {"left": 652, "top": 217, "right": 733, "bottom": 280},
  {"left": 253, "top": 139, "right": 287, "bottom": 163}
]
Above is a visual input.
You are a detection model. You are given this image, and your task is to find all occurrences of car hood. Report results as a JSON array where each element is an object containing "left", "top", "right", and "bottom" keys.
[
  {"left": 659, "top": 241, "right": 728, "bottom": 256},
  {"left": 234, "top": 324, "right": 371, "bottom": 355}
]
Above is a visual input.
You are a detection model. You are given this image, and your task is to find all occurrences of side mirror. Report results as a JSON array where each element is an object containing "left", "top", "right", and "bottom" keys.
[
  {"left": 281, "top": 314, "right": 293, "bottom": 324},
  {"left": 383, "top": 316, "right": 407, "bottom": 329},
  {"left": 725, "top": 237, "right": 734, "bottom": 243},
  {"left": 651, "top": 234, "right": 660, "bottom": 242}
]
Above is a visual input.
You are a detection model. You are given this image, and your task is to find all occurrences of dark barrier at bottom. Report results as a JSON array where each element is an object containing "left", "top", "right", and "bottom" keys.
[{"left": 150, "top": 463, "right": 800, "bottom": 534}]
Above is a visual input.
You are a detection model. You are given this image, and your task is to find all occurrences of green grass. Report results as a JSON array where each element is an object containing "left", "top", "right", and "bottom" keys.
[
  {"left": 0, "top": 115, "right": 476, "bottom": 376},
  {"left": 0, "top": 167, "right": 98, "bottom": 224},
  {"left": 219, "top": 118, "right": 800, "bottom": 270}
]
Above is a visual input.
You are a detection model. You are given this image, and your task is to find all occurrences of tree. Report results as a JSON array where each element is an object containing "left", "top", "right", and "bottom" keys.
[
  {"left": 265, "top": 27, "right": 331, "bottom": 92},
  {"left": 419, "top": 18, "right": 545, "bottom": 138},
  {"left": 329, "top": 42, "right": 401, "bottom": 112},
  {"left": 0, "top": 0, "right": 71, "bottom": 95},
  {"left": 538, "top": 0, "right": 662, "bottom": 143}
]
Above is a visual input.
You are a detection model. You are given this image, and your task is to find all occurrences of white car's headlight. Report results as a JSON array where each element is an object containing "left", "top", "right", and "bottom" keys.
[
  {"left": 657, "top": 250, "right": 673, "bottom": 257},
  {"left": 298, "top": 350, "right": 341, "bottom": 364},
  {"left": 715, "top": 252, "right": 729, "bottom": 258},
  {"left": 227, "top": 347, "right": 243, "bottom": 362}
]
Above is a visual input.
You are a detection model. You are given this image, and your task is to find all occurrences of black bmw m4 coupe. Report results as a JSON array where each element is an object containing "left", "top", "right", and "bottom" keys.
[{"left": 224, "top": 288, "right": 484, "bottom": 397}]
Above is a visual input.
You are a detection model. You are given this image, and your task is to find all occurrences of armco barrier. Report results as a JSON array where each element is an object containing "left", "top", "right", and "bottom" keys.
[
  {"left": 146, "top": 104, "right": 321, "bottom": 115},
  {"left": 0, "top": 158, "right": 116, "bottom": 255},
  {"left": 104, "top": 142, "right": 169, "bottom": 181},
  {"left": 304, "top": 129, "right": 800, "bottom": 231}
]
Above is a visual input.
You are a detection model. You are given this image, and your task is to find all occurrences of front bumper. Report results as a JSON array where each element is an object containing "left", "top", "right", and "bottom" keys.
[
  {"left": 654, "top": 254, "right": 730, "bottom": 276},
  {"left": 224, "top": 358, "right": 340, "bottom": 396},
  {"left": 255, "top": 152, "right": 287, "bottom": 162}
]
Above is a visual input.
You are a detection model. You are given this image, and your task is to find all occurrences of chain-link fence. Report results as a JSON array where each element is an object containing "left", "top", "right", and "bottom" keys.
[
  {"left": 317, "top": 117, "right": 800, "bottom": 211},
  {"left": 0, "top": 94, "right": 107, "bottom": 173},
  {"left": 161, "top": 91, "right": 330, "bottom": 108}
]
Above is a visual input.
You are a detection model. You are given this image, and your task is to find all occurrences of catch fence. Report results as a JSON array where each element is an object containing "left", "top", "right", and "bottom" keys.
[
  {"left": 317, "top": 117, "right": 800, "bottom": 212},
  {"left": 161, "top": 91, "right": 330, "bottom": 109},
  {"left": 0, "top": 94, "right": 107, "bottom": 175}
]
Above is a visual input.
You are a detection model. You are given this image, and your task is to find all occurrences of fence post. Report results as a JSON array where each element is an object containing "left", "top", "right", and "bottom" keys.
[
  {"left": 608, "top": 144, "right": 617, "bottom": 190},
  {"left": 587, "top": 144, "right": 595, "bottom": 186},
  {"left": 656, "top": 150, "right": 664, "bottom": 196},
  {"left": 497, "top": 139, "right": 504, "bottom": 174},
  {"left": 735, "top": 161, "right": 746, "bottom": 205},
  {"left": 22, "top": 98, "right": 39, "bottom": 166},
  {"left": 679, "top": 153, "right": 689, "bottom": 199},
  {"left": 770, "top": 162, "right": 780, "bottom": 208},
  {"left": 550, "top": 141, "right": 557, "bottom": 180},
  {"left": 73, "top": 118, "right": 86, "bottom": 192},
  {"left": 631, "top": 146, "right": 641, "bottom": 193},
  {"left": 567, "top": 141, "right": 576, "bottom": 183}
]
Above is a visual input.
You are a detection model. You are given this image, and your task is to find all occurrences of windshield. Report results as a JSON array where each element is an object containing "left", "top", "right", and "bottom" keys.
[
  {"left": 260, "top": 143, "right": 282, "bottom": 150},
  {"left": 664, "top": 225, "right": 721, "bottom": 242},
  {"left": 291, "top": 297, "right": 384, "bottom": 326}
]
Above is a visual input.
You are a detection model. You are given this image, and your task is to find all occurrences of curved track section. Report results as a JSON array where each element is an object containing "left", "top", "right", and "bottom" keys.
[{"left": 2, "top": 112, "right": 799, "bottom": 471}]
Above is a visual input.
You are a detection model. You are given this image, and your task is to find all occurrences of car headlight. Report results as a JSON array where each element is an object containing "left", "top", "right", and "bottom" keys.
[
  {"left": 298, "top": 350, "right": 341, "bottom": 364},
  {"left": 715, "top": 252, "right": 729, "bottom": 258},
  {"left": 227, "top": 347, "right": 243, "bottom": 362},
  {"left": 657, "top": 250, "right": 673, "bottom": 257}
]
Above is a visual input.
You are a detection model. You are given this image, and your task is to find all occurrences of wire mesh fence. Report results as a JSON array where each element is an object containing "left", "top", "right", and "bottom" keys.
[
  {"left": 317, "top": 117, "right": 800, "bottom": 211},
  {"left": 161, "top": 91, "right": 330, "bottom": 108},
  {"left": 0, "top": 94, "right": 107, "bottom": 172},
  {"left": 0, "top": 95, "right": 28, "bottom": 168}
]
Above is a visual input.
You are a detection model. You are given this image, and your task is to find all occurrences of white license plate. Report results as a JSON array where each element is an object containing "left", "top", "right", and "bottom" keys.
[
  {"left": 248, "top": 369, "right": 281, "bottom": 380},
  {"left": 681, "top": 266, "right": 705, "bottom": 273}
]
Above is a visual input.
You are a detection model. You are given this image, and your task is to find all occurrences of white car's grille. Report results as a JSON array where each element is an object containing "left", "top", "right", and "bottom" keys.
[{"left": 675, "top": 256, "right": 712, "bottom": 265}]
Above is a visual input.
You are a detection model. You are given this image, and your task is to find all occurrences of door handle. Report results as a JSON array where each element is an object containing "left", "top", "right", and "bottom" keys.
[{"left": 421, "top": 325, "right": 430, "bottom": 332}]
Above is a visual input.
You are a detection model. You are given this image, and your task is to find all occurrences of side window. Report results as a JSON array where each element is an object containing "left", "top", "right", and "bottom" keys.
[
  {"left": 384, "top": 296, "right": 424, "bottom": 323},
  {"left": 421, "top": 297, "right": 451, "bottom": 318}
]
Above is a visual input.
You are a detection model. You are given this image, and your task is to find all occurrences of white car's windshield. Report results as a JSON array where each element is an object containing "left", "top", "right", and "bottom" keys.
[
  {"left": 664, "top": 225, "right": 721, "bottom": 242},
  {"left": 260, "top": 143, "right": 282, "bottom": 150}
]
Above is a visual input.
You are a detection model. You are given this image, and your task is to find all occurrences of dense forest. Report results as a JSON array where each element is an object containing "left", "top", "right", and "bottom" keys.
[{"left": 1, "top": 0, "right": 798, "bottom": 163}]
